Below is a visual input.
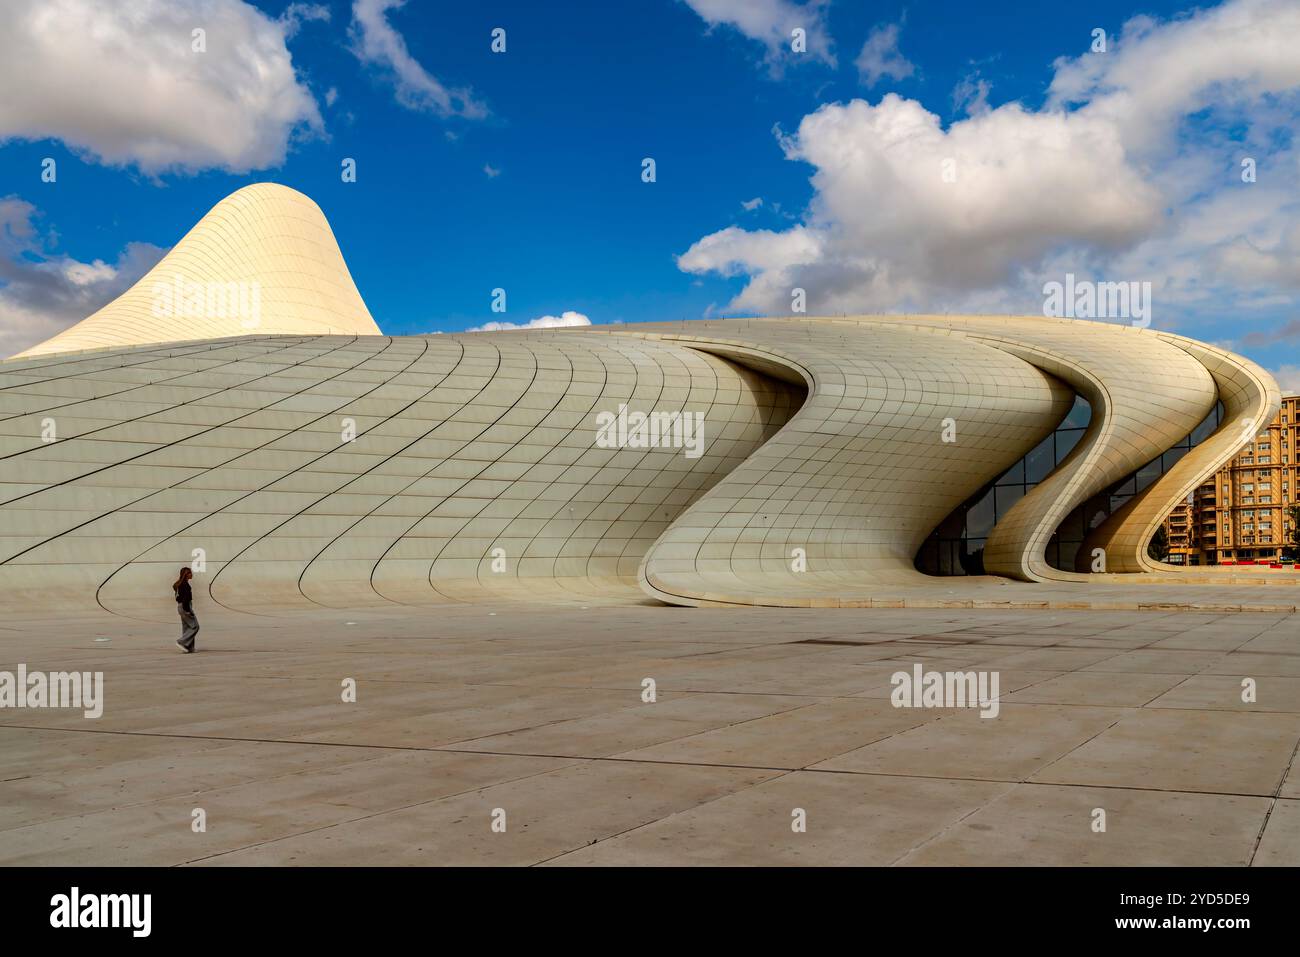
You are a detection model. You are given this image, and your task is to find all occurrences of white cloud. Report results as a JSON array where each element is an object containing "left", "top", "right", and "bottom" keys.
[
  {"left": 61, "top": 261, "right": 119, "bottom": 287},
  {"left": 679, "top": 226, "right": 822, "bottom": 278},
  {"left": 0, "top": 0, "right": 323, "bottom": 174},
  {"left": 741, "top": 197, "right": 763, "bottom": 211},
  {"left": 350, "top": 0, "right": 486, "bottom": 118},
  {"left": 467, "top": 311, "right": 593, "bottom": 333},
  {"left": 0, "top": 197, "right": 166, "bottom": 357},
  {"left": 952, "top": 72, "right": 991, "bottom": 116},
  {"left": 680, "top": 0, "right": 834, "bottom": 69},
  {"left": 679, "top": 0, "right": 1300, "bottom": 325},
  {"left": 1045, "top": 4, "right": 1300, "bottom": 155},
  {"left": 279, "top": 2, "right": 330, "bottom": 38},
  {"left": 1269, "top": 364, "right": 1300, "bottom": 394},
  {"left": 484, "top": 164, "right": 501, "bottom": 178},
  {"left": 854, "top": 23, "right": 914, "bottom": 87}
]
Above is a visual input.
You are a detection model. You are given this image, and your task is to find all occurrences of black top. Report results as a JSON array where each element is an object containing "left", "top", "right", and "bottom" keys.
[{"left": 176, "top": 581, "right": 193, "bottom": 613}]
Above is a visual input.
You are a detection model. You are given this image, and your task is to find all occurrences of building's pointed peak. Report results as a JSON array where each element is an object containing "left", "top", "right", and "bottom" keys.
[{"left": 12, "top": 183, "right": 381, "bottom": 359}]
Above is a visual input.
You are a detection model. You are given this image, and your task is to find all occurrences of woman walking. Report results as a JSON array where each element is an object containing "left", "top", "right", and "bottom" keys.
[{"left": 173, "top": 567, "right": 199, "bottom": 653}]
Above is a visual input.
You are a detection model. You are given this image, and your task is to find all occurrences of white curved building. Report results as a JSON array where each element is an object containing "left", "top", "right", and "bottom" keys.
[
  {"left": 12, "top": 184, "right": 380, "bottom": 358},
  {"left": 0, "top": 184, "right": 1285, "bottom": 615}
]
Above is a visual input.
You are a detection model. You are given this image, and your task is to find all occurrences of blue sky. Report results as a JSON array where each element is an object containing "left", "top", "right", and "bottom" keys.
[{"left": 1, "top": 0, "right": 1298, "bottom": 385}]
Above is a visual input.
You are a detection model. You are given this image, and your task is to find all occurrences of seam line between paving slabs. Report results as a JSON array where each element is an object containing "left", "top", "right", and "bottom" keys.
[
  {"left": 5, "top": 717, "right": 1289, "bottom": 800},
  {"left": 523, "top": 685, "right": 1007, "bottom": 866},
  {"left": 885, "top": 781, "right": 1021, "bottom": 867},
  {"left": 178, "top": 755, "right": 590, "bottom": 867},
  {"left": 171, "top": 663, "right": 830, "bottom": 869},
  {"left": 872, "top": 696, "right": 1131, "bottom": 866},
  {"left": 528, "top": 771, "right": 1284, "bottom": 865},
  {"left": 0, "top": 726, "right": 1288, "bottom": 855},
  {"left": 409, "top": 679, "right": 822, "bottom": 754},
  {"left": 1248, "top": 734, "right": 1300, "bottom": 865},
  {"left": 0, "top": 734, "right": 455, "bottom": 836},
  {"left": 880, "top": 757, "right": 1283, "bottom": 863},
  {"left": 28, "top": 671, "right": 1296, "bottom": 711},
  {"left": 526, "top": 768, "right": 809, "bottom": 867}
]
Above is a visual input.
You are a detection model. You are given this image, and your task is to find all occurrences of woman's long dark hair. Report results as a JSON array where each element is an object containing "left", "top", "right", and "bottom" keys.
[{"left": 173, "top": 567, "right": 192, "bottom": 593}]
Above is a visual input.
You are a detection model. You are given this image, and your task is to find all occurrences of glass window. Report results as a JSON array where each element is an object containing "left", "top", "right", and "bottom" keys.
[
  {"left": 1025, "top": 436, "right": 1055, "bottom": 483},
  {"left": 1055, "top": 507, "right": 1085, "bottom": 542},
  {"left": 1190, "top": 406, "right": 1222, "bottom": 445},
  {"left": 1161, "top": 445, "right": 1189, "bottom": 471},
  {"left": 1054, "top": 428, "right": 1085, "bottom": 462},
  {"left": 996, "top": 458, "right": 1025, "bottom": 486},
  {"left": 995, "top": 483, "right": 1026, "bottom": 514},
  {"left": 965, "top": 492, "right": 995, "bottom": 539},
  {"left": 1062, "top": 397, "right": 1091, "bottom": 429}
]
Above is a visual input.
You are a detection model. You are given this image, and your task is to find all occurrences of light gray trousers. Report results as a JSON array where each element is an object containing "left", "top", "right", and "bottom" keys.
[{"left": 178, "top": 607, "right": 199, "bottom": 649}]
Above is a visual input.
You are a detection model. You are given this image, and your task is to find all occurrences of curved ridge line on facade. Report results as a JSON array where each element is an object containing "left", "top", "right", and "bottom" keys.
[
  {"left": 938, "top": 328, "right": 1208, "bottom": 583},
  {"left": 690, "top": 316, "right": 1209, "bottom": 587},
  {"left": 822, "top": 316, "right": 1222, "bottom": 585},
  {"left": 626, "top": 336, "right": 817, "bottom": 607},
  {"left": 603, "top": 317, "right": 1239, "bottom": 605},
  {"left": 90, "top": 335, "right": 398, "bottom": 619},
  {"left": 924, "top": 330, "right": 1116, "bottom": 583},
  {"left": 603, "top": 321, "right": 1072, "bottom": 606},
  {"left": 1081, "top": 334, "right": 1280, "bottom": 575}
]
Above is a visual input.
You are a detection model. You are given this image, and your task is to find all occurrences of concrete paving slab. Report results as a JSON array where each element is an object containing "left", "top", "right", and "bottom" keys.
[
  {"left": 0, "top": 734, "right": 385, "bottom": 831},
  {"left": 442, "top": 692, "right": 813, "bottom": 759},
  {"left": 614, "top": 697, "right": 942, "bottom": 770},
  {"left": 1003, "top": 671, "right": 1186, "bottom": 707},
  {"left": 1145, "top": 674, "right": 1300, "bottom": 713},
  {"left": 0, "top": 750, "right": 572, "bottom": 865},
  {"left": 1253, "top": 799, "right": 1300, "bottom": 865},
  {"left": 812, "top": 703, "right": 1125, "bottom": 781},
  {"left": 1032, "top": 709, "right": 1300, "bottom": 795},
  {"left": 896, "top": 783, "right": 1270, "bottom": 866},
  {"left": 193, "top": 760, "right": 779, "bottom": 866},
  {"left": 0, "top": 603, "right": 1294, "bottom": 866},
  {"left": 544, "top": 771, "right": 1012, "bottom": 866}
]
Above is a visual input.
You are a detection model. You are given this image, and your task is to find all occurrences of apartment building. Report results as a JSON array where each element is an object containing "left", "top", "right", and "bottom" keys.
[{"left": 1165, "top": 395, "right": 1300, "bottom": 565}]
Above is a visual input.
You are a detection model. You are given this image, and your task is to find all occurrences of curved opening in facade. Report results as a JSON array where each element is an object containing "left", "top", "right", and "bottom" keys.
[{"left": 916, "top": 397, "right": 1224, "bottom": 575}]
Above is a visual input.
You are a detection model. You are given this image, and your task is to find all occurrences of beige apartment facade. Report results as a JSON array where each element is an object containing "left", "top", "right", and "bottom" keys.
[{"left": 1165, "top": 396, "right": 1300, "bottom": 565}]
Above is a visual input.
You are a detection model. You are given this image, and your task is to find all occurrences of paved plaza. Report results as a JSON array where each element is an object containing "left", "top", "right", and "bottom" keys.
[{"left": 0, "top": 601, "right": 1296, "bottom": 866}]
